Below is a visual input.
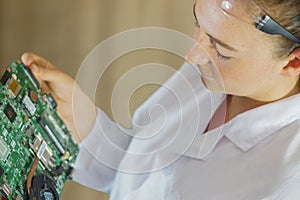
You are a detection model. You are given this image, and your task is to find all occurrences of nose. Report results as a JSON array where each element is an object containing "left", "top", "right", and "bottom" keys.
[{"left": 185, "top": 28, "right": 210, "bottom": 66}]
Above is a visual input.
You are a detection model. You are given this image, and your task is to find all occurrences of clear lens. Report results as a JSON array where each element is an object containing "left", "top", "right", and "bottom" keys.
[
  {"left": 217, "top": 0, "right": 264, "bottom": 25},
  {"left": 217, "top": 0, "right": 300, "bottom": 43}
]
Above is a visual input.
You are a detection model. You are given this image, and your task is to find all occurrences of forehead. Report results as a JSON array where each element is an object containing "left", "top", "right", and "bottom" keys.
[{"left": 195, "top": 0, "right": 265, "bottom": 50}]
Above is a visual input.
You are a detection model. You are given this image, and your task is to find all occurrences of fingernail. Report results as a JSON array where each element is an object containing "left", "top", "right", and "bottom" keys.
[
  {"left": 31, "top": 64, "right": 39, "bottom": 72},
  {"left": 21, "top": 54, "right": 30, "bottom": 65}
]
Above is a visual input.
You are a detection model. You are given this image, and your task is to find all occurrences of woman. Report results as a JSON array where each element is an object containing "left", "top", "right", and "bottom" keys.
[{"left": 22, "top": 0, "right": 300, "bottom": 199}]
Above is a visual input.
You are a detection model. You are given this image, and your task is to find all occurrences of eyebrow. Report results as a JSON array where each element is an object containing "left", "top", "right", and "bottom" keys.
[
  {"left": 207, "top": 34, "right": 238, "bottom": 51},
  {"left": 192, "top": 2, "right": 238, "bottom": 52}
]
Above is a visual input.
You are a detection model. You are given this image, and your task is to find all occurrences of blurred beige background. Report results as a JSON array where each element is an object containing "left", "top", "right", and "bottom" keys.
[{"left": 0, "top": 0, "right": 195, "bottom": 199}]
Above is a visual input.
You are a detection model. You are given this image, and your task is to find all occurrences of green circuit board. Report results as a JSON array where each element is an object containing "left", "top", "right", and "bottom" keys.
[{"left": 0, "top": 61, "right": 79, "bottom": 200}]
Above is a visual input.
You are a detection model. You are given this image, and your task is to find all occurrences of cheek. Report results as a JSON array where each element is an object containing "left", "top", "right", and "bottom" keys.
[{"left": 216, "top": 58, "right": 278, "bottom": 95}]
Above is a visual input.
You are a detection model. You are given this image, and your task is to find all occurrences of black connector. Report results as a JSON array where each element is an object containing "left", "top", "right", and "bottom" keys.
[{"left": 22, "top": 63, "right": 40, "bottom": 89}]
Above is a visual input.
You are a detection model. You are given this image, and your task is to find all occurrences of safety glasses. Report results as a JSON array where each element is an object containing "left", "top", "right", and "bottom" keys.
[{"left": 218, "top": 0, "right": 300, "bottom": 44}]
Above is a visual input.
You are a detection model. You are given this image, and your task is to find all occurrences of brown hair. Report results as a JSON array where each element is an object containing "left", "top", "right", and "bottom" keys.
[{"left": 254, "top": 0, "right": 300, "bottom": 58}]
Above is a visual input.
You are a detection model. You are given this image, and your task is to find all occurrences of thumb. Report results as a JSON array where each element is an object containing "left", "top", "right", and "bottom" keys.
[
  {"left": 28, "top": 64, "right": 62, "bottom": 83},
  {"left": 21, "top": 52, "right": 55, "bottom": 69}
]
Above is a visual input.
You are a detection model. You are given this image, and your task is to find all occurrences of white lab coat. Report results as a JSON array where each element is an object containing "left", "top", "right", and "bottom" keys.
[{"left": 74, "top": 63, "right": 300, "bottom": 200}]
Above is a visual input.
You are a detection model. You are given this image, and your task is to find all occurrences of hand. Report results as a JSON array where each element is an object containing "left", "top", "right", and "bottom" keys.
[{"left": 21, "top": 52, "right": 97, "bottom": 143}]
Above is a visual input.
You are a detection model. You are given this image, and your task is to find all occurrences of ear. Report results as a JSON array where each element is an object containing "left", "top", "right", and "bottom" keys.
[{"left": 281, "top": 48, "right": 300, "bottom": 78}]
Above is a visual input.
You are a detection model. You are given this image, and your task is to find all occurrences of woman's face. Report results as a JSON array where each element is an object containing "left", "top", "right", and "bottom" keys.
[{"left": 186, "top": 0, "right": 290, "bottom": 101}]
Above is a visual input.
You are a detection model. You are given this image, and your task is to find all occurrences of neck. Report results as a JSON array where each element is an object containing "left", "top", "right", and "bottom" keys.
[{"left": 227, "top": 80, "right": 300, "bottom": 122}]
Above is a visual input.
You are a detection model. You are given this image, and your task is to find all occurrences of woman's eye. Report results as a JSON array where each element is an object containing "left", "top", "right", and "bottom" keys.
[
  {"left": 215, "top": 50, "right": 231, "bottom": 61},
  {"left": 209, "top": 37, "right": 232, "bottom": 61}
]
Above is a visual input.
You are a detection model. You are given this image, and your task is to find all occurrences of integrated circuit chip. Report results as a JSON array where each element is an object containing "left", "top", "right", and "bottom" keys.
[
  {"left": 7, "top": 76, "right": 21, "bottom": 98},
  {"left": 22, "top": 95, "right": 36, "bottom": 116},
  {"left": 0, "top": 137, "right": 9, "bottom": 160},
  {"left": 4, "top": 103, "right": 17, "bottom": 123}
]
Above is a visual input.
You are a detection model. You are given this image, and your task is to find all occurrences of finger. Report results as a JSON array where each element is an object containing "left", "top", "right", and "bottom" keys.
[
  {"left": 39, "top": 81, "right": 51, "bottom": 94},
  {"left": 21, "top": 52, "right": 56, "bottom": 69},
  {"left": 28, "top": 64, "right": 64, "bottom": 83},
  {"left": 28, "top": 66, "right": 65, "bottom": 101}
]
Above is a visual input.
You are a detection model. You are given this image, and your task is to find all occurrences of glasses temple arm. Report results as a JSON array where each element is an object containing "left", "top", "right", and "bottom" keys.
[{"left": 256, "top": 15, "right": 300, "bottom": 44}]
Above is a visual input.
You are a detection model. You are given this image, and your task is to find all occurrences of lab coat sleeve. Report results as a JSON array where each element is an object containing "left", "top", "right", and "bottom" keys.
[{"left": 73, "top": 107, "right": 133, "bottom": 193}]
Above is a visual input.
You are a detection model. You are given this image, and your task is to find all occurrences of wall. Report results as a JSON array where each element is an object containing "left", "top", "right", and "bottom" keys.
[{"left": 0, "top": 0, "right": 195, "bottom": 199}]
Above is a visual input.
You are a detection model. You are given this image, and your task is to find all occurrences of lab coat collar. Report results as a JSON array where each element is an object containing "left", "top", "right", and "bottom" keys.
[
  {"left": 226, "top": 93, "right": 300, "bottom": 152},
  {"left": 183, "top": 93, "right": 300, "bottom": 160}
]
